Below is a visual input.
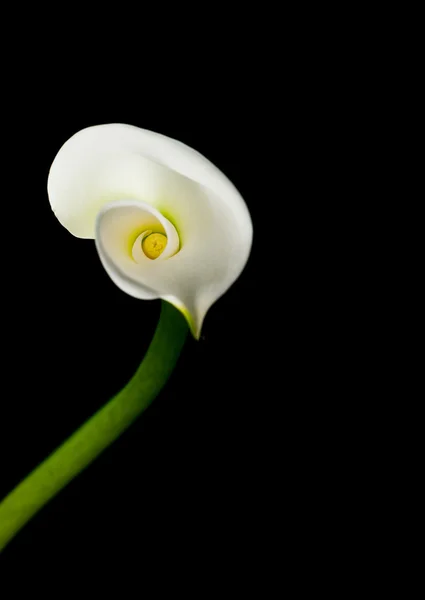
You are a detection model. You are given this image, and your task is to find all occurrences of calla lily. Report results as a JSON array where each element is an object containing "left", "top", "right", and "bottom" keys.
[
  {"left": 0, "top": 124, "right": 253, "bottom": 552},
  {"left": 47, "top": 124, "right": 253, "bottom": 337}
]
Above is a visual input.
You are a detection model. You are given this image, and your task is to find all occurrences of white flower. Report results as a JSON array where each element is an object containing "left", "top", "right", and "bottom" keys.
[{"left": 48, "top": 124, "right": 253, "bottom": 338}]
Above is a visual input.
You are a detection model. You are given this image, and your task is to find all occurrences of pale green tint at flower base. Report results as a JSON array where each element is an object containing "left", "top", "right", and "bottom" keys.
[{"left": 169, "top": 301, "right": 197, "bottom": 338}]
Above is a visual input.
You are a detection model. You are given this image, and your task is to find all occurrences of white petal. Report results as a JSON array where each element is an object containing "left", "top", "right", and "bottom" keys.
[
  {"left": 48, "top": 124, "right": 253, "bottom": 337},
  {"left": 95, "top": 199, "right": 180, "bottom": 300}
]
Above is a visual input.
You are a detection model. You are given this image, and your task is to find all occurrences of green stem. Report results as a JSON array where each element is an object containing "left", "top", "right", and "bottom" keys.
[{"left": 0, "top": 300, "right": 188, "bottom": 552}]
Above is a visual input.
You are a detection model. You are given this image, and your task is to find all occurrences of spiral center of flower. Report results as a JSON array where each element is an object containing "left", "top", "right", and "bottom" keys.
[{"left": 142, "top": 233, "right": 167, "bottom": 259}]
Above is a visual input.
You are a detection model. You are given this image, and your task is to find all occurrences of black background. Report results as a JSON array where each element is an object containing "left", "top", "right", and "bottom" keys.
[
  {"left": 0, "top": 72, "right": 274, "bottom": 566},
  {"left": 0, "top": 16, "right": 351, "bottom": 585}
]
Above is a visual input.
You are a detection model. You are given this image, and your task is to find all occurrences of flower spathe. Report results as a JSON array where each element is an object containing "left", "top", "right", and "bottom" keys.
[{"left": 47, "top": 124, "right": 253, "bottom": 338}]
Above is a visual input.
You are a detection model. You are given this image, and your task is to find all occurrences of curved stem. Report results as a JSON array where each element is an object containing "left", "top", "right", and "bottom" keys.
[{"left": 0, "top": 301, "right": 188, "bottom": 552}]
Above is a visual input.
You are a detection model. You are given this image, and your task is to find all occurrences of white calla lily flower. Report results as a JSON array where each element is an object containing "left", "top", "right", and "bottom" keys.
[{"left": 48, "top": 124, "right": 253, "bottom": 338}]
